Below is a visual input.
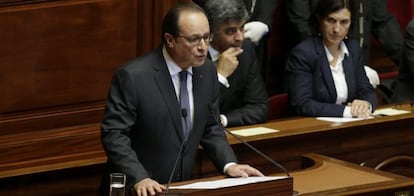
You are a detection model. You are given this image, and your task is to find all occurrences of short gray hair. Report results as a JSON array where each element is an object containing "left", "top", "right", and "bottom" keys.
[{"left": 203, "top": 0, "right": 248, "bottom": 34}]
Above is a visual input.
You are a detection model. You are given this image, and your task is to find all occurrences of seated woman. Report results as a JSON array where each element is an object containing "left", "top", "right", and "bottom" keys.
[{"left": 286, "top": 0, "right": 377, "bottom": 118}]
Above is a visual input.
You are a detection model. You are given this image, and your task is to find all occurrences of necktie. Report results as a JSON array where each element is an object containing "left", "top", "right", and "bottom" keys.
[{"left": 179, "top": 71, "right": 191, "bottom": 139}]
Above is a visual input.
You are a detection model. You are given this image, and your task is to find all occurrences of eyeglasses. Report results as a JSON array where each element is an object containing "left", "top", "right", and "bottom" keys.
[{"left": 177, "top": 34, "right": 213, "bottom": 45}]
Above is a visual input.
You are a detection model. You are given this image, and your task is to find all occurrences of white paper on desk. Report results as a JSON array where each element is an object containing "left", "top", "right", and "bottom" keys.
[
  {"left": 373, "top": 108, "right": 410, "bottom": 116},
  {"left": 316, "top": 116, "right": 373, "bottom": 123},
  {"left": 169, "top": 176, "right": 286, "bottom": 189},
  {"left": 231, "top": 127, "right": 279, "bottom": 136}
]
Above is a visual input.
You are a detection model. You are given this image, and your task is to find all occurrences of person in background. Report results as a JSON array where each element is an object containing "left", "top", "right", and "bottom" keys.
[
  {"left": 286, "top": 0, "right": 403, "bottom": 66},
  {"left": 201, "top": 0, "right": 269, "bottom": 127},
  {"left": 286, "top": 0, "right": 377, "bottom": 118},
  {"left": 193, "top": 0, "right": 277, "bottom": 81},
  {"left": 241, "top": 0, "right": 278, "bottom": 45},
  {"left": 391, "top": 19, "right": 414, "bottom": 103},
  {"left": 244, "top": 0, "right": 278, "bottom": 91},
  {"left": 100, "top": 2, "right": 263, "bottom": 196}
]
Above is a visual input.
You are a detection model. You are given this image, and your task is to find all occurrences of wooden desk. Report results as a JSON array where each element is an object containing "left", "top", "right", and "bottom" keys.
[
  {"left": 162, "top": 176, "right": 293, "bottom": 196},
  {"left": 293, "top": 153, "right": 413, "bottom": 195},
  {"left": 167, "top": 153, "right": 413, "bottom": 196},
  {"left": 0, "top": 105, "right": 413, "bottom": 195},
  {"left": 197, "top": 105, "right": 414, "bottom": 178}
]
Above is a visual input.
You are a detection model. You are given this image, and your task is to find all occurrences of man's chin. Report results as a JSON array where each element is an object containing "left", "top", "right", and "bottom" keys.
[
  {"left": 192, "top": 58, "right": 206, "bottom": 67},
  {"left": 192, "top": 61, "right": 205, "bottom": 67}
]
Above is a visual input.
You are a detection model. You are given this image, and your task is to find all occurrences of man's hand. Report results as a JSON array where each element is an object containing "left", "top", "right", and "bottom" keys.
[
  {"left": 225, "top": 164, "right": 264, "bottom": 178},
  {"left": 216, "top": 47, "right": 243, "bottom": 78},
  {"left": 348, "top": 99, "right": 372, "bottom": 118},
  {"left": 133, "top": 178, "right": 166, "bottom": 196}
]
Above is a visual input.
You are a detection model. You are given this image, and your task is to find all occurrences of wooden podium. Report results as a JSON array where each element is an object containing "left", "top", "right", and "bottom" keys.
[
  {"left": 160, "top": 153, "right": 414, "bottom": 196},
  {"left": 160, "top": 176, "right": 293, "bottom": 196}
]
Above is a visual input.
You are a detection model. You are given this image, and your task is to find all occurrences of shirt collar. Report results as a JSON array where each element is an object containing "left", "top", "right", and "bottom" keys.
[
  {"left": 208, "top": 46, "right": 220, "bottom": 63},
  {"left": 324, "top": 41, "right": 349, "bottom": 62},
  {"left": 162, "top": 45, "right": 193, "bottom": 76}
]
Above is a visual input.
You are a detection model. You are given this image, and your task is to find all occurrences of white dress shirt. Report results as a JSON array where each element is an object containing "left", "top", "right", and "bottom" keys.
[
  {"left": 324, "top": 42, "right": 353, "bottom": 117},
  {"left": 163, "top": 46, "right": 233, "bottom": 172},
  {"left": 163, "top": 47, "right": 194, "bottom": 125}
]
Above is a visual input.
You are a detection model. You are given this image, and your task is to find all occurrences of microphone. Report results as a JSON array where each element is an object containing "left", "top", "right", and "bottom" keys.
[
  {"left": 208, "top": 104, "right": 291, "bottom": 177},
  {"left": 165, "top": 108, "right": 188, "bottom": 195}
]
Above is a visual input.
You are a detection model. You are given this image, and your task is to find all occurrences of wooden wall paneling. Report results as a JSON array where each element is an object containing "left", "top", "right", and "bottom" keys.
[
  {"left": 0, "top": 1, "right": 199, "bottom": 195},
  {"left": 0, "top": 163, "right": 106, "bottom": 196},
  {"left": 152, "top": 0, "right": 188, "bottom": 49},
  {"left": 137, "top": 0, "right": 187, "bottom": 56},
  {"left": 0, "top": 0, "right": 138, "bottom": 132},
  {"left": 0, "top": 123, "right": 104, "bottom": 178},
  {"left": 0, "top": 0, "right": 46, "bottom": 7},
  {"left": 137, "top": 0, "right": 153, "bottom": 56},
  {"left": 0, "top": 0, "right": 138, "bottom": 194}
]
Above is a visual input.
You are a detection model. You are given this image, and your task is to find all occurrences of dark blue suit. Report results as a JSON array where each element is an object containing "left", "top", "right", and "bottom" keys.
[
  {"left": 286, "top": 0, "right": 403, "bottom": 65},
  {"left": 100, "top": 47, "right": 237, "bottom": 195},
  {"left": 286, "top": 37, "right": 377, "bottom": 117}
]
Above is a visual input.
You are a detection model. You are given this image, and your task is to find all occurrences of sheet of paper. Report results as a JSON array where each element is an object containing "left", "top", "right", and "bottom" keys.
[
  {"left": 316, "top": 116, "right": 373, "bottom": 123},
  {"left": 169, "top": 176, "right": 287, "bottom": 189},
  {"left": 231, "top": 127, "right": 279, "bottom": 136},
  {"left": 373, "top": 108, "right": 410, "bottom": 116}
]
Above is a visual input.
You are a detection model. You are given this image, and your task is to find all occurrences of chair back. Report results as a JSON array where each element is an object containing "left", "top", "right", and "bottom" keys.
[{"left": 268, "top": 93, "right": 289, "bottom": 120}]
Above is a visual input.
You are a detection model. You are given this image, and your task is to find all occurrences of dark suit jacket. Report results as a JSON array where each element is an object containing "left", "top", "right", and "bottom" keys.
[
  {"left": 101, "top": 47, "right": 237, "bottom": 195},
  {"left": 286, "top": 0, "right": 403, "bottom": 65},
  {"left": 286, "top": 37, "right": 377, "bottom": 117},
  {"left": 192, "top": 0, "right": 278, "bottom": 80},
  {"left": 392, "top": 20, "right": 414, "bottom": 102},
  {"left": 214, "top": 40, "right": 269, "bottom": 127},
  {"left": 243, "top": 0, "right": 277, "bottom": 28}
]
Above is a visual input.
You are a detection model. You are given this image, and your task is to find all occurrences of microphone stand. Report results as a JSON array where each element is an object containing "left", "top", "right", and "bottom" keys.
[
  {"left": 165, "top": 109, "right": 188, "bottom": 195},
  {"left": 208, "top": 104, "right": 290, "bottom": 177}
]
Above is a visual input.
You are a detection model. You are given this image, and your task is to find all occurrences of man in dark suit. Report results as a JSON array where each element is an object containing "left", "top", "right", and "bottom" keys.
[
  {"left": 193, "top": 0, "right": 278, "bottom": 79},
  {"left": 243, "top": 0, "right": 278, "bottom": 89},
  {"left": 100, "top": 2, "right": 263, "bottom": 196},
  {"left": 202, "top": 0, "right": 269, "bottom": 127},
  {"left": 392, "top": 19, "right": 414, "bottom": 102},
  {"left": 192, "top": 0, "right": 277, "bottom": 44},
  {"left": 242, "top": 0, "right": 278, "bottom": 44}
]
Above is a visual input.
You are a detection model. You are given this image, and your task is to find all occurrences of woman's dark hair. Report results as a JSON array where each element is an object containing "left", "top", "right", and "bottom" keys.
[
  {"left": 310, "top": 0, "right": 351, "bottom": 35},
  {"left": 161, "top": 2, "right": 206, "bottom": 43}
]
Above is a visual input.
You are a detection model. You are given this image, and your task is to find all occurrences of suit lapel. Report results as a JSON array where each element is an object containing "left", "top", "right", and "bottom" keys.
[
  {"left": 190, "top": 67, "right": 204, "bottom": 139},
  {"left": 152, "top": 48, "right": 185, "bottom": 140},
  {"left": 342, "top": 54, "right": 356, "bottom": 100},
  {"left": 316, "top": 39, "right": 337, "bottom": 102}
]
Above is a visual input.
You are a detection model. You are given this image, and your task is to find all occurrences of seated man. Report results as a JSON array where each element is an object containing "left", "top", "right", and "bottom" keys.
[
  {"left": 202, "top": 0, "right": 269, "bottom": 127},
  {"left": 193, "top": 0, "right": 278, "bottom": 81}
]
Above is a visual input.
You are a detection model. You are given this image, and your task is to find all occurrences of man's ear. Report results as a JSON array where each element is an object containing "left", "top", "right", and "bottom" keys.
[{"left": 165, "top": 33, "right": 175, "bottom": 48}]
